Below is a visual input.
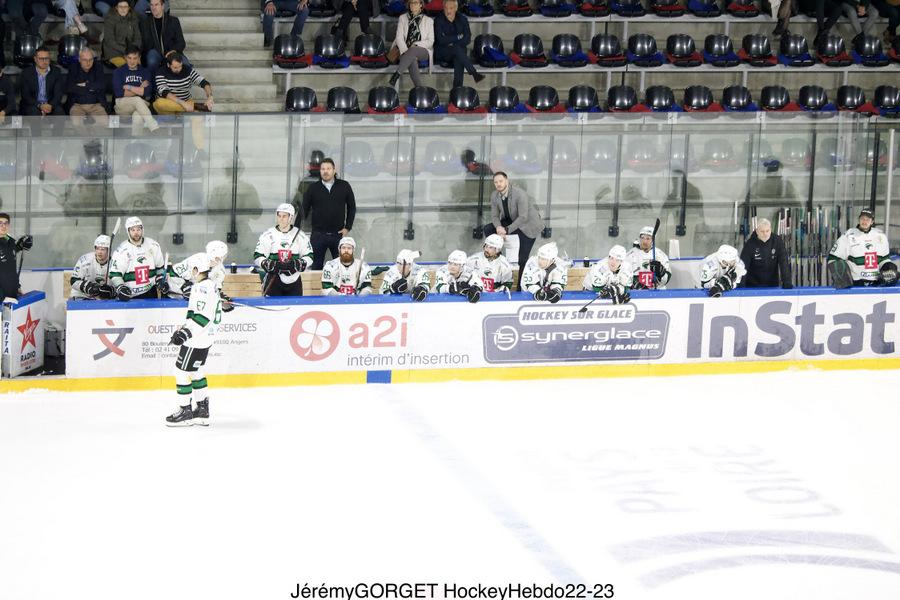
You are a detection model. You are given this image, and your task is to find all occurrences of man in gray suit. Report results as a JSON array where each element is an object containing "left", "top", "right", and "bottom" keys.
[{"left": 483, "top": 172, "right": 542, "bottom": 291}]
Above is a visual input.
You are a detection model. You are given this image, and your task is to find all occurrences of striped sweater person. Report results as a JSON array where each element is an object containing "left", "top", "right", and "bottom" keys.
[{"left": 152, "top": 52, "right": 214, "bottom": 114}]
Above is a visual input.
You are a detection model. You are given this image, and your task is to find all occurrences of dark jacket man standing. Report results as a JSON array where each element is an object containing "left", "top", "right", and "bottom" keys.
[
  {"left": 301, "top": 158, "right": 357, "bottom": 270},
  {"left": 740, "top": 217, "right": 792, "bottom": 288}
]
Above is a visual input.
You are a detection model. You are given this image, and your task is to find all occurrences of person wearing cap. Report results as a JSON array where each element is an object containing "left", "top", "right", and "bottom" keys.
[
  {"left": 254, "top": 203, "right": 313, "bottom": 296},
  {"left": 827, "top": 208, "right": 894, "bottom": 288},
  {"left": 466, "top": 233, "right": 513, "bottom": 293},
  {"left": 583, "top": 245, "right": 633, "bottom": 305},
  {"left": 380, "top": 249, "right": 430, "bottom": 301},
  {"left": 301, "top": 157, "right": 356, "bottom": 271},
  {"left": 484, "top": 171, "right": 543, "bottom": 291},
  {"left": 435, "top": 250, "right": 483, "bottom": 303},
  {"left": 739, "top": 218, "right": 792, "bottom": 289},
  {"left": 626, "top": 225, "right": 671, "bottom": 290},
  {"left": 321, "top": 236, "right": 372, "bottom": 296},
  {"left": 522, "top": 242, "right": 568, "bottom": 303},
  {"left": 70, "top": 235, "right": 116, "bottom": 300},
  {"left": 109, "top": 216, "right": 166, "bottom": 301},
  {"left": 0, "top": 212, "right": 33, "bottom": 301},
  {"left": 700, "top": 244, "right": 746, "bottom": 297}
]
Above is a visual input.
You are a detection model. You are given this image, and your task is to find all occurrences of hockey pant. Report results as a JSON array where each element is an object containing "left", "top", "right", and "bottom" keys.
[
  {"left": 266, "top": 275, "right": 303, "bottom": 296},
  {"left": 174, "top": 345, "right": 210, "bottom": 406}
]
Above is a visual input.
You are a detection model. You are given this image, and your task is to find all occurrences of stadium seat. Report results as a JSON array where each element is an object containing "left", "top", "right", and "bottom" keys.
[
  {"left": 344, "top": 140, "right": 380, "bottom": 177},
  {"left": 308, "top": 148, "right": 325, "bottom": 176},
  {"left": 722, "top": 85, "right": 756, "bottom": 111},
  {"left": 552, "top": 139, "right": 581, "bottom": 174},
  {"left": 689, "top": 0, "right": 720, "bottom": 16},
  {"left": 473, "top": 34, "right": 510, "bottom": 68},
  {"left": 408, "top": 86, "right": 442, "bottom": 112},
  {"left": 352, "top": 34, "right": 389, "bottom": 68},
  {"left": 612, "top": 0, "right": 645, "bottom": 16},
  {"left": 382, "top": 0, "right": 406, "bottom": 16},
  {"left": 778, "top": 34, "right": 814, "bottom": 66},
  {"left": 367, "top": 86, "right": 402, "bottom": 113},
  {"left": 817, "top": 34, "right": 852, "bottom": 67},
  {"left": 503, "top": 0, "right": 533, "bottom": 16},
  {"left": 702, "top": 138, "right": 739, "bottom": 171},
  {"left": 552, "top": 34, "right": 588, "bottom": 67},
  {"left": 627, "top": 34, "right": 663, "bottom": 67},
  {"left": 567, "top": 85, "right": 600, "bottom": 112},
  {"left": 817, "top": 137, "right": 852, "bottom": 170},
  {"left": 326, "top": 86, "right": 360, "bottom": 112},
  {"left": 579, "top": 0, "right": 609, "bottom": 16},
  {"left": 308, "top": 0, "right": 336, "bottom": 16},
  {"left": 585, "top": 138, "right": 618, "bottom": 173},
  {"left": 448, "top": 86, "right": 485, "bottom": 113},
  {"left": 607, "top": 85, "right": 642, "bottom": 111},
  {"left": 590, "top": 34, "right": 626, "bottom": 67},
  {"left": 798, "top": 85, "right": 832, "bottom": 111},
  {"left": 891, "top": 36, "right": 900, "bottom": 62},
  {"left": 526, "top": 85, "right": 564, "bottom": 112},
  {"left": 760, "top": 85, "right": 798, "bottom": 111},
  {"left": 57, "top": 35, "right": 88, "bottom": 68},
  {"left": 853, "top": 34, "right": 889, "bottom": 66},
  {"left": 703, "top": 34, "right": 738, "bottom": 66},
  {"left": 424, "top": 140, "right": 463, "bottom": 174},
  {"left": 383, "top": 141, "right": 416, "bottom": 175},
  {"left": 836, "top": 85, "right": 867, "bottom": 111},
  {"left": 726, "top": 0, "right": 759, "bottom": 17},
  {"left": 781, "top": 138, "right": 811, "bottom": 169},
  {"left": 511, "top": 34, "right": 548, "bottom": 67},
  {"left": 739, "top": 34, "right": 775, "bottom": 66},
  {"left": 274, "top": 35, "right": 309, "bottom": 69},
  {"left": 489, "top": 85, "right": 522, "bottom": 112},
  {"left": 683, "top": 85, "right": 723, "bottom": 111},
  {"left": 502, "top": 139, "right": 542, "bottom": 174},
  {"left": 78, "top": 139, "right": 111, "bottom": 181},
  {"left": 645, "top": 85, "right": 678, "bottom": 111},
  {"left": 626, "top": 139, "right": 665, "bottom": 172},
  {"left": 873, "top": 85, "right": 900, "bottom": 115},
  {"left": 461, "top": 0, "right": 494, "bottom": 15},
  {"left": 424, "top": 0, "right": 444, "bottom": 16},
  {"left": 285, "top": 87, "right": 319, "bottom": 112},
  {"left": 314, "top": 35, "right": 349, "bottom": 68},
  {"left": 14, "top": 34, "right": 40, "bottom": 68},
  {"left": 539, "top": 0, "right": 576, "bottom": 17},
  {"left": 666, "top": 34, "right": 702, "bottom": 67},
  {"left": 651, "top": 0, "right": 685, "bottom": 17},
  {"left": 123, "top": 142, "right": 162, "bottom": 179}
]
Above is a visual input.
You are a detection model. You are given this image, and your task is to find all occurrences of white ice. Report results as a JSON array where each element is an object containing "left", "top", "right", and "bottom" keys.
[{"left": 2, "top": 369, "right": 900, "bottom": 600}]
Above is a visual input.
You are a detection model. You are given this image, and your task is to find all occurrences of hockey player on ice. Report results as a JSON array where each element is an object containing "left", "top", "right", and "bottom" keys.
[
  {"left": 70, "top": 235, "right": 115, "bottom": 300},
  {"left": 627, "top": 225, "right": 670, "bottom": 290},
  {"left": 166, "top": 253, "right": 233, "bottom": 427},
  {"left": 827, "top": 208, "right": 896, "bottom": 288},
  {"left": 700, "top": 244, "right": 746, "bottom": 297},
  {"left": 583, "top": 245, "right": 633, "bottom": 305},
  {"left": 380, "top": 249, "right": 430, "bottom": 301},
  {"left": 435, "top": 250, "right": 483, "bottom": 303},
  {"left": 253, "top": 203, "right": 313, "bottom": 297},
  {"left": 321, "top": 237, "right": 372, "bottom": 296},
  {"left": 108, "top": 216, "right": 165, "bottom": 301},
  {"left": 521, "top": 242, "right": 568, "bottom": 303},
  {"left": 466, "top": 234, "right": 513, "bottom": 293},
  {"left": 167, "top": 241, "right": 229, "bottom": 298}
]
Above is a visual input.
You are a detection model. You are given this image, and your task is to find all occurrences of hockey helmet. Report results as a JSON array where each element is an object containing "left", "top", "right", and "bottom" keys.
[
  {"left": 57, "top": 35, "right": 88, "bottom": 67},
  {"left": 449, "top": 86, "right": 481, "bottom": 111},
  {"left": 484, "top": 234, "right": 505, "bottom": 251},
  {"left": 206, "top": 240, "right": 228, "bottom": 261},
  {"left": 396, "top": 249, "right": 420, "bottom": 264},
  {"left": 326, "top": 86, "right": 359, "bottom": 113},
  {"left": 639, "top": 225, "right": 655, "bottom": 238},
  {"left": 836, "top": 85, "right": 866, "bottom": 111},
  {"left": 408, "top": 86, "right": 441, "bottom": 112},
  {"left": 537, "top": 242, "right": 558, "bottom": 261},
  {"left": 567, "top": 85, "right": 600, "bottom": 111},
  {"left": 874, "top": 85, "right": 900, "bottom": 111},
  {"left": 489, "top": 86, "right": 520, "bottom": 112},
  {"left": 276, "top": 202, "right": 296, "bottom": 218},
  {"left": 607, "top": 85, "right": 637, "bottom": 111},
  {"left": 285, "top": 87, "right": 318, "bottom": 112},
  {"left": 684, "top": 85, "right": 714, "bottom": 110},
  {"left": 14, "top": 34, "right": 41, "bottom": 68},
  {"left": 528, "top": 85, "right": 560, "bottom": 111},
  {"left": 339, "top": 236, "right": 356, "bottom": 250},
  {"left": 448, "top": 250, "right": 468, "bottom": 265},
  {"left": 308, "top": 147, "right": 326, "bottom": 176},
  {"left": 645, "top": 85, "right": 676, "bottom": 111},
  {"left": 716, "top": 244, "right": 738, "bottom": 265},
  {"left": 514, "top": 33, "right": 546, "bottom": 59},
  {"left": 722, "top": 85, "right": 752, "bottom": 111},
  {"left": 742, "top": 33, "right": 771, "bottom": 58},
  {"left": 608, "top": 244, "right": 626, "bottom": 261},
  {"left": 368, "top": 86, "right": 401, "bottom": 113},
  {"left": 798, "top": 85, "right": 828, "bottom": 111},
  {"left": 125, "top": 216, "right": 143, "bottom": 230},
  {"left": 760, "top": 85, "right": 790, "bottom": 110},
  {"left": 592, "top": 33, "right": 622, "bottom": 57},
  {"left": 94, "top": 234, "right": 112, "bottom": 248},
  {"left": 187, "top": 252, "right": 212, "bottom": 276}
]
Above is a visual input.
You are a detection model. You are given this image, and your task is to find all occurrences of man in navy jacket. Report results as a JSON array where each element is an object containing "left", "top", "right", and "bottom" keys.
[
  {"left": 67, "top": 48, "right": 109, "bottom": 131},
  {"left": 433, "top": 0, "right": 483, "bottom": 88}
]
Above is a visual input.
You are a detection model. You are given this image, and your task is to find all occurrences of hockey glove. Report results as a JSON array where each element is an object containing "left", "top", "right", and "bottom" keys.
[
  {"left": 157, "top": 279, "right": 170, "bottom": 296},
  {"left": 295, "top": 258, "right": 307, "bottom": 273},
  {"left": 261, "top": 258, "right": 277, "bottom": 273},
  {"left": 15, "top": 235, "right": 33, "bottom": 251},
  {"left": 448, "top": 281, "right": 460, "bottom": 295},
  {"left": 98, "top": 284, "right": 115, "bottom": 299},
  {"left": 170, "top": 327, "right": 191, "bottom": 346},
  {"left": 827, "top": 259, "right": 853, "bottom": 289},
  {"left": 782, "top": 282, "right": 794, "bottom": 290},
  {"left": 715, "top": 274, "right": 735, "bottom": 293},
  {"left": 411, "top": 284, "right": 429, "bottom": 302},
  {"left": 181, "top": 281, "right": 193, "bottom": 297},
  {"left": 880, "top": 262, "right": 898, "bottom": 286},
  {"left": 81, "top": 280, "right": 100, "bottom": 297},
  {"left": 546, "top": 287, "right": 562, "bottom": 304},
  {"left": 465, "top": 286, "right": 481, "bottom": 303},
  {"left": 708, "top": 281, "right": 725, "bottom": 298},
  {"left": 533, "top": 287, "right": 548, "bottom": 301},
  {"left": 649, "top": 260, "right": 665, "bottom": 278},
  {"left": 390, "top": 278, "right": 409, "bottom": 294},
  {"left": 115, "top": 284, "right": 133, "bottom": 301},
  {"left": 221, "top": 298, "right": 235, "bottom": 312},
  {"left": 612, "top": 287, "right": 630, "bottom": 305}
]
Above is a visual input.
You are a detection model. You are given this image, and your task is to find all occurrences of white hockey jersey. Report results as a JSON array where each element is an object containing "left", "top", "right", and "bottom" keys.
[
  {"left": 521, "top": 256, "right": 568, "bottom": 294},
  {"left": 168, "top": 253, "right": 226, "bottom": 297},
  {"left": 582, "top": 258, "right": 634, "bottom": 292},
  {"left": 626, "top": 246, "right": 671, "bottom": 289},
  {"left": 434, "top": 265, "right": 485, "bottom": 294},
  {"left": 70, "top": 252, "right": 110, "bottom": 299},
  {"left": 182, "top": 278, "right": 222, "bottom": 349},
  {"left": 379, "top": 264, "right": 430, "bottom": 294},
  {"left": 321, "top": 257, "right": 373, "bottom": 296},
  {"left": 109, "top": 237, "right": 165, "bottom": 296},
  {"left": 828, "top": 226, "right": 890, "bottom": 283},
  {"left": 466, "top": 253, "right": 513, "bottom": 292},
  {"left": 699, "top": 253, "right": 747, "bottom": 288},
  {"left": 253, "top": 226, "right": 314, "bottom": 285}
]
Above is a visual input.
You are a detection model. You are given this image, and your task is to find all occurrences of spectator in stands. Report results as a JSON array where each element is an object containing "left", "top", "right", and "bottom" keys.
[
  {"left": 103, "top": 0, "right": 143, "bottom": 68},
  {"left": 841, "top": 0, "right": 879, "bottom": 36},
  {"left": 0, "top": 14, "right": 5, "bottom": 69},
  {"left": 153, "top": 52, "right": 213, "bottom": 114},
  {"left": 67, "top": 48, "right": 109, "bottom": 132},
  {"left": 19, "top": 46, "right": 65, "bottom": 116},
  {"left": 262, "top": 0, "right": 309, "bottom": 48},
  {"left": 483, "top": 171, "right": 541, "bottom": 290},
  {"left": 801, "top": 0, "right": 844, "bottom": 46},
  {"left": 301, "top": 158, "right": 357, "bottom": 270},
  {"left": 331, "top": 0, "right": 379, "bottom": 41},
  {"left": 7, "top": 0, "right": 49, "bottom": 37},
  {"left": 140, "top": 0, "right": 187, "bottom": 72},
  {"left": 433, "top": 0, "right": 482, "bottom": 88},
  {"left": 55, "top": 0, "right": 91, "bottom": 35},
  {"left": 740, "top": 218, "right": 792, "bottom": 288},
  {"left": 0, "top": 67, "right": 16, "bottom": 121},
  {"left": 869, "top": 0, "right": 899, "bottom": 44},
  {"left": 113, "top": 45, "right": 159, "bottom": 133},
  {"left": 388, "top": 0, "right": 434, "bottom": 87},
  {"left": 773, "top": 0, "right": 794, "bottom": 36}
]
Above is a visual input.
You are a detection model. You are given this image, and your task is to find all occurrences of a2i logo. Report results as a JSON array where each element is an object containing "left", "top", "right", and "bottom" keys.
[
  {"left": 92, "top": 320, "right": 135, "bottom": 360},
  {"left": 290, "top": 311, "right": 340, "bottom": 361}
]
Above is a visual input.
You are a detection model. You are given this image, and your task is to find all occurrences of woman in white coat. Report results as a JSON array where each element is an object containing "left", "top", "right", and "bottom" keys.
[{"left": 388, "top": 0, "right": 434, "bottom": 87}]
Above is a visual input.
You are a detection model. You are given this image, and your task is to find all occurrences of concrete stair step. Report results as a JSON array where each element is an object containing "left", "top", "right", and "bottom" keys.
[
  {"left": 190, "top": 47, "right": 273, "bottom": 62},
  {"left": 179, "top": 8, "right": 258, "bottom": 16},
  {"left": 214, "top": 100, "right": 285, "bottom": 112},
  {"left": 206, "top": 83, "right": 279, "bottom": 100},
  {"left": 201, "top": 66, "right": 274, "bottom": 84},
  {"left": 179, "top": 15, "right": 261, "bottom": 32},
  {"left": 192, "top": 59, "right": 274, "bottom": 70},
  {"left": 185, "top": 32, "right": 263, "bottom": 48},
  {"left": 179, "top": 0, "right": 258, "bottom": 9}
]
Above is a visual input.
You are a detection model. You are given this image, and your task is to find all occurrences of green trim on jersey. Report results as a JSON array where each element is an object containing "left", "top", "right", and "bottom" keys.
[
  {"left": 322, "top": 281, "right": 335, "bottom": 289},
  {"left": 187, "top": 310, "right": 210, "bottom": 327}
]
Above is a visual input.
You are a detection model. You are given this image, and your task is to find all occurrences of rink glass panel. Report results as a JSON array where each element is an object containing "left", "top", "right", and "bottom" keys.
[{"left": 0, "top": 111, "right": 891, "bottom": 268}]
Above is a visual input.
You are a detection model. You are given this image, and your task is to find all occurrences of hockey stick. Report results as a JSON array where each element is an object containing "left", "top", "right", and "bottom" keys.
[
  {"left": 650, "top": 217, "right": 661, "bottom": 288},
  {"left": 230, "top": 300, "right": 290, "bottom": 312},
  {"left": 262, "top": 226, "right": 302, "bottom": 296},
  {"left": 104, "top": 217, "right": 121, "bottom": 286},
  {"left": 578, "top": 294, "right": 600, "bottom": 314},
  {"left": 353, "top": 248, "right": 366, "bottom": 295},
  {"left": 157, "top": 252, "right": 168, "bottom": 299}
]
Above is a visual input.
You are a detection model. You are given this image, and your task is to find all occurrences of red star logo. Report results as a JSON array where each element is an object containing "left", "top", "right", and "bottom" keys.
[{"left": 17, "top": 308, "right": 40, "bottom": 353}]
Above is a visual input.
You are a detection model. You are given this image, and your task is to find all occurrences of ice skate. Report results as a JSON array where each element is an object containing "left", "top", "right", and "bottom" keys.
[{"left": 165, "top": 405, "right": 194, "bottom": 427}]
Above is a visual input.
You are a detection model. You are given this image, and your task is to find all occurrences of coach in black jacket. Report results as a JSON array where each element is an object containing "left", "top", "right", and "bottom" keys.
[
  {"left": 301, "top": 157, "right": 356, "bottom": 270},
  {"left": 740, "top": 218, "right": 792, "bottom": 288},
  {"left": 19, "top": 47, "right": 65, "bottom": 116}
]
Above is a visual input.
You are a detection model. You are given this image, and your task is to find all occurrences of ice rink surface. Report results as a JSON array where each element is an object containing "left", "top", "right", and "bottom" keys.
[{"left": 2, "top": 369, "right": 900, "bottom": 600}]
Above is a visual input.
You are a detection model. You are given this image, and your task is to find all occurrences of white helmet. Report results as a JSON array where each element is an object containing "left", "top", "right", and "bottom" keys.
[
  {"left": 537, "top": 242, "right": 558, "bottom": 262},
  {"left": 608, "top": 245, "right": 627, "bottom": 261},
  {"left": 639, "top": 226, "right": 655, "bottom": 238},
  {"left": 338, "top": 236, "right": 356, "bottom": 250},
  {"left": 396, "top": 249, "right": 420, "bottom": 264},
  {"left": 125, "top": 216, "right": 143, "bottom": 230},
  {"left": 275, "top": 203, "right": 295, "bottom": 218},
  {"left": 94, "top": 234, "right": 111, "bottom": 248},
  {"left": 187, "top": 252, "right": 212, "bottom": 276},
  {"left": 716, "top": 244, "right": 738, "bottom": 264},
  {"left": 484, "top": 234, "right": 504, "bottom": 251},
  {"left": 448, "top": 250, "right": 467, "bottom": 265},
  {"left": 205, "top": 240, "right": 228, "bottom": 261}
]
